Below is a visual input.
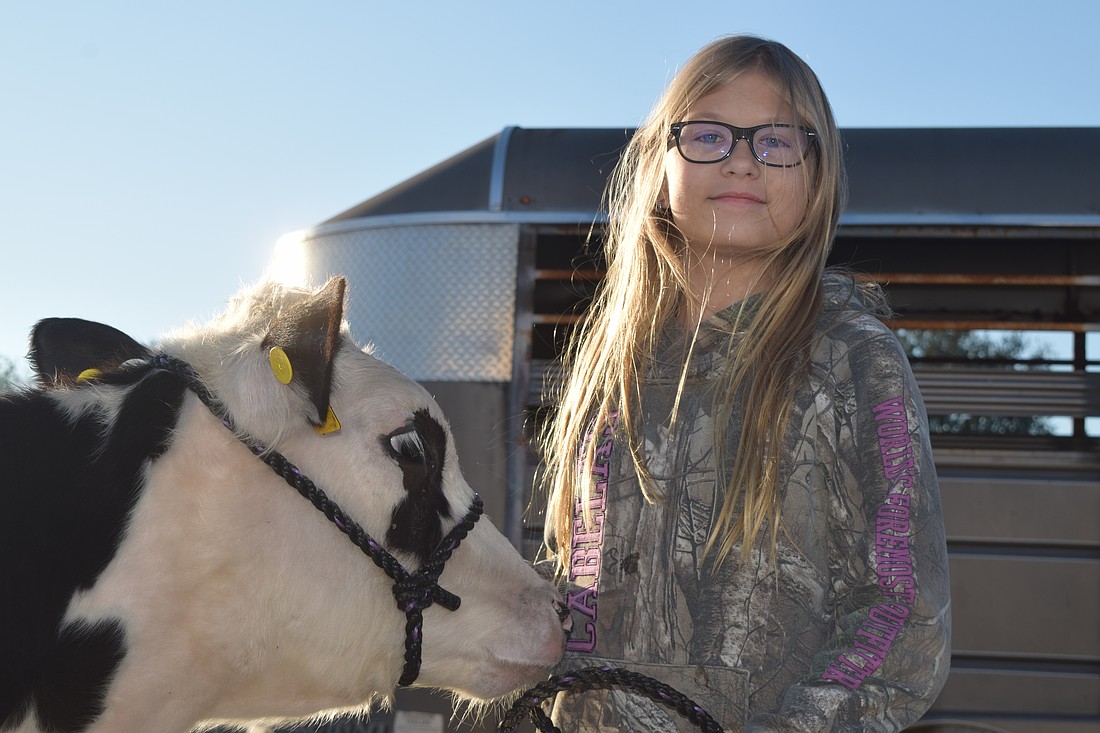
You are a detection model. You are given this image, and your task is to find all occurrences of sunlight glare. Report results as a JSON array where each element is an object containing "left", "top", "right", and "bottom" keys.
[{"left": 266, "top": 230, "right": 311, "bottom": 287}]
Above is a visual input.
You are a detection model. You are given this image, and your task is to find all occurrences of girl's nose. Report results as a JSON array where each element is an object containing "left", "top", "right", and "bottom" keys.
[{"left": 721, "top": 138, "right": 759, "bottom": 174}]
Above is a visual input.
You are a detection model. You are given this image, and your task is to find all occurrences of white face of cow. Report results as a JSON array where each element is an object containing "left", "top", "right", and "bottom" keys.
[
  {"left": 205, "top": 349, "right": 568, "bottom": 703},
  {"left": 15, "top": 277, "right": 567, "bottom": 732},
  {"left": 267, "top": 353, "right": 566, "bottom": 701}
]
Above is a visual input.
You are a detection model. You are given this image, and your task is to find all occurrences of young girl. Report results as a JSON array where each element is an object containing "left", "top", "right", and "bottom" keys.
[{"left": 539, "top": 36, "right": 951, "bottom": 732}]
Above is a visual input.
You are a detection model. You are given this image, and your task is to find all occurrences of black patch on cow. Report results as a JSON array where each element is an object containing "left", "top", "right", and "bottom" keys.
[
  {"left": 0, "top": 365, "right": 186, "bottom": 731},
  {"left": 383, "top": 409, "right": 453, "bottom": 563},
  {"left": 2, "top": 620, "right": 128, "bottom": 733}
]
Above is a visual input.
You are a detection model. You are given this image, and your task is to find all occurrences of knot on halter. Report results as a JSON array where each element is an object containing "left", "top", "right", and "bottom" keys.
[{"left": 392, "top": 572, "right": 460, "bottom": 614}]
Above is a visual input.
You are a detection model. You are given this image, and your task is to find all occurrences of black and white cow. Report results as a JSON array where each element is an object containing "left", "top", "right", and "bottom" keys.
[{"left": 0, "top": 277, "right": 568, "bottom": 733}]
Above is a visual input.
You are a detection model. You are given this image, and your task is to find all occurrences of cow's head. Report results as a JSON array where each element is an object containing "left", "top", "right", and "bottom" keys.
[{"left": 29, "top": 277, "right": 567, "bottom": 729}]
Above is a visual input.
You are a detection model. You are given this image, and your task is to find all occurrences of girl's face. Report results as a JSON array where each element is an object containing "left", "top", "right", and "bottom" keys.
[{"left": 664, "top": 69, "right": 810, "bottom": 273}]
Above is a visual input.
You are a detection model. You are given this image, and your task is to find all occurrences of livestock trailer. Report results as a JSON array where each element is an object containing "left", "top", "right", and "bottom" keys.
[{"left": 272, "top": 126, "right": 1100, "bottom": 732}]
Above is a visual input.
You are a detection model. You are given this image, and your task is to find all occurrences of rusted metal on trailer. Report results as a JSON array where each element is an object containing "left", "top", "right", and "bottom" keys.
[
  {"left": 889, "top": 319, "right": 1100, "bottom": 332},
  {"left": 868, "top": 273, "right": 1100, "bottom": 287},
  {"left": 840, "top": 224, "right": 1100, "bottom": 240}
]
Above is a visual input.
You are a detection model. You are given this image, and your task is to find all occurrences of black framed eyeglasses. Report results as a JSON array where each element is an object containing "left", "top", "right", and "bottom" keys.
[{"left": 669, "top": 121, "right": 817, "bottom": 167}]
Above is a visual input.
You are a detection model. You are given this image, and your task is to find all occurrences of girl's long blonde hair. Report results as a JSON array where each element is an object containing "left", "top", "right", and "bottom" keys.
[{"left": 540, "top": 36, "right": 846, "bottom": 567}]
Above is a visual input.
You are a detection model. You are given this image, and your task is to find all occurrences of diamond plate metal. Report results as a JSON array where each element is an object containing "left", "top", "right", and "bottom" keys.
[{"left": 301, "top": 223, "right": 520, "bottom": 382}]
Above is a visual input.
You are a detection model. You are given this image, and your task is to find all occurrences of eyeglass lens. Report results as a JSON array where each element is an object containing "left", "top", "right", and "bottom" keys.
[{"left": 676, "top": 123, "right": 811, "bottom": 166}]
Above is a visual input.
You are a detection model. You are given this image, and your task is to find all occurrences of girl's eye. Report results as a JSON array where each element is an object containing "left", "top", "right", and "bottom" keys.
[
  {"left": 758, "top": 133, "right": 792, "bottom": 149},
  {"left": 388, "top": 429, "right": 425, "bottom": 463},
  {"left": 692, "top": 129, "right": 726, "bottom": 146}
]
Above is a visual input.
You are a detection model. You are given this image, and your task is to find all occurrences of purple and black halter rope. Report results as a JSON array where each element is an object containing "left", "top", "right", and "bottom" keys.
[
  {"left": 500, "top": 666, "right": 726, "bottom": 733},
  {"left": 153, "top": 354, "right": 483, "bottom": 687}
]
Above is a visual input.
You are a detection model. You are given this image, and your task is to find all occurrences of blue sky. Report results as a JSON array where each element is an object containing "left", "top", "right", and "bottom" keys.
[{"left": 1, "top": 0, "right": 1097, "bottom": 373}]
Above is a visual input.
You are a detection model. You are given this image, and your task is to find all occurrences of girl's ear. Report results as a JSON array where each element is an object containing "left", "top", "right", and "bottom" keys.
[
  {"left": 261, "top": 277, "right": 347, "bottom": 425},
  {"left": 29, "top": 318, "right": 151, "bottom": 387},
  {"left": 655, "top": 180, "right": 672, "bottom": 219}
]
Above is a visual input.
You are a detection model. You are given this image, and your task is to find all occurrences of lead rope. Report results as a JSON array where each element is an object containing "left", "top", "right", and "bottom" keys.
[
  {"left": 152, "top": 354, "right": 482, "bottom": 687},
  {"left": 499, "top": 666, "right": 725, "bottom": 733}
]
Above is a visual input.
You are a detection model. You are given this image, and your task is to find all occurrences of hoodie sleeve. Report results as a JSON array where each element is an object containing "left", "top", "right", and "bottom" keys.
[{"left": 747, "top": 328, "right": 952, "bottom": 732}]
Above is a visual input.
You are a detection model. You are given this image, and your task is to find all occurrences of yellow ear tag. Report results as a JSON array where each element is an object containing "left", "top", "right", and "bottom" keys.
[
  {"left": 268, "top": 347, "right": 293, "bottom": 385},
  {"left": 76, "top": 368, "right": 104, "bottom": 383},
  {"left": 315, "top": 406, "right": 341, "bottom": 436}
]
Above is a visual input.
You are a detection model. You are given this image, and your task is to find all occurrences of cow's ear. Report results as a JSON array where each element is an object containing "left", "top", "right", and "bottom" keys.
[
  {"left": 262, "top": 276, "right": 347, "bottom": 425},
  {"left": 30, "top": 318, "right": 151, "bottom": 387}
]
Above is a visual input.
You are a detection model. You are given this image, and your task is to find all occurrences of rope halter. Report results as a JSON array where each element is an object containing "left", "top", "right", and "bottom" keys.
[
  {"left": 500, "top": 666, "right": 726, "bottom": 732},
  {"left": 153, "top": 354, "right": 483, "bottom": 687}
]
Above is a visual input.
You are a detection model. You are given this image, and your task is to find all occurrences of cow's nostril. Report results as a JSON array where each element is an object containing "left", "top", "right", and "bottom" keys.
[{"left": 555, "top": 600, "right": 573, "bottom": 633}]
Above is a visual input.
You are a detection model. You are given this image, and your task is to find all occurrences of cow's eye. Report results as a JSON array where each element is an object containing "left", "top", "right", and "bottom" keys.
[{"left": 387, "top": 428, "right": 426, "bottom": 463}]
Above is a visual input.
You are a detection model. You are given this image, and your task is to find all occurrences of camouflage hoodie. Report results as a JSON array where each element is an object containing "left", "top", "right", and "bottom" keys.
[{"left": 550, "top": 273, "right": 951, "bottom": 732}]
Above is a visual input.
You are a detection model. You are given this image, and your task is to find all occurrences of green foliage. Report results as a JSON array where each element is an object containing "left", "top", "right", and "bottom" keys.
[
  {"left": 894, "top": 329, "right": 1053, "bottom": 437},
  {"left": 895, "top": 329, "right": 1037, "bottom": 364},
  {"left": 0, "top": 356, "right": 26, "bottom": 392}
]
